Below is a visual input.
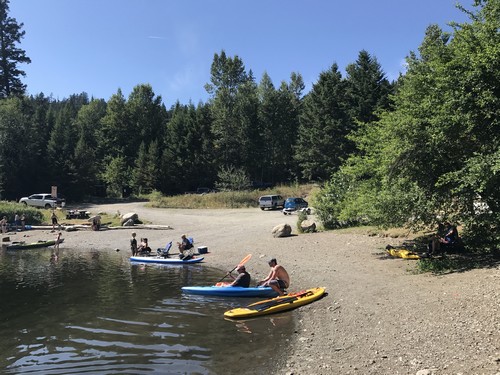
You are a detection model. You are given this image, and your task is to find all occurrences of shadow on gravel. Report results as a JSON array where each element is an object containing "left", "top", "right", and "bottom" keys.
[{"left": 417, "top": 251, "right": 500, "bottom": 274}]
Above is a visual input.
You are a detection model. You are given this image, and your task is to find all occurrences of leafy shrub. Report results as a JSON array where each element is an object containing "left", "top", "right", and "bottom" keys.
[
  {"left": 0, "top": 201, "right": 45, "bottom": 225},
  {"left": 296, "top": 210, "right": 308, "bottom": 233}
]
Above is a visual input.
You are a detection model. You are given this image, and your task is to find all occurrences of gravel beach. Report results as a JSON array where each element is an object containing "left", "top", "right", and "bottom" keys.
[{"left": 9, "top": 202, "right": 499, "bottom": 375}]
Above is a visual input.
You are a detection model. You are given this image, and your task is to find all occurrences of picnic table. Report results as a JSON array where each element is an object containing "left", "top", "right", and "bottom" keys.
[{"left": 66, "top": 210, "right": 90, "bottom": 220}]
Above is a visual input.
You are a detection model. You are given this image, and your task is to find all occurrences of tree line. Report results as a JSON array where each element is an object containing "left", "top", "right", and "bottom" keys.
[
  {"left": 0, "top": 49, "right": 393, "bottom": 199},
  {"left": 0, "top": 0, "right": 498, "bottom": 249}
]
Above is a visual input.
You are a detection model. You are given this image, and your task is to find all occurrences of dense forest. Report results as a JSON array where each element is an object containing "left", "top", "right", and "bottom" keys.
[{"left": 0, "top": 0, "right": 498, "bottom": 249}]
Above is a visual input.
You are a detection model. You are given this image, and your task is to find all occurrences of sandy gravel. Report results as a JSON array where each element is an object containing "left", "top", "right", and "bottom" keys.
[{"left": 11, "top": 202, "right": 500, "bottom": 375}]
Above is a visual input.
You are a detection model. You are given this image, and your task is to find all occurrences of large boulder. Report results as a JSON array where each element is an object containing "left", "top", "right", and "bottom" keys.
[
  {"left": 121, "top": 212, "right": 138, "bottom": 225},
  {"left": 272, "top": 223, "right": 292, "bottom": 238},
  {"left": 300, "top": 220, "right": 317, "bottom": 233}
]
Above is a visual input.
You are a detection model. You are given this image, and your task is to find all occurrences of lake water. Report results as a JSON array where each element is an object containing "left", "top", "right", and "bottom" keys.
[{"left": 0, "top": 246, "right": 295, "bottom": 374}]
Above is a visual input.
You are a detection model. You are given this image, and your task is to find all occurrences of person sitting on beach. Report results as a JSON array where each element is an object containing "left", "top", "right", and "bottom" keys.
[
  {"left": 228, "top": 265, "right": 251, "bottom": 288},
  {"left": 92, "top": 216, "right": 101, "bottom": 231},
  {"left": 0, "top": 216, "right": 7, "bottom": 233},
  {"left": 257, "top": 258, "right": 290, "bottom": 296},
  {"left": 428, "top": 221, "right": 459, "bottom": 255},
  {"left": 137, "top": 238, "right": 151, "bottom": 256}
]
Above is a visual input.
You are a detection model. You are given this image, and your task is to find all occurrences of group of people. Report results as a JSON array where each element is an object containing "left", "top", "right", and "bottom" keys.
[
  {"left": 227, "top": 257, "right": 290, "bottom": 296},
  {"left": 130, "top": 232, "right": 152, "bottom": 256},
  {"left": 130, "top": 233, "right": 195, "bottom": 259},
  {"left": 128, "top": 232, "right": 290, "bottom": 295},
  {"left": 1, "top": 214, "right": 27, "bottom": 233}
]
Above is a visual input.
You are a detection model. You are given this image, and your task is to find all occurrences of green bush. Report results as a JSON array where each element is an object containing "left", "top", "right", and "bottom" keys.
[
  {"left": 296, "top": 210, "right": 308, "bottom": 233},
  {"left": 0, "top": 201, "right": 45, "bottom": 225}
]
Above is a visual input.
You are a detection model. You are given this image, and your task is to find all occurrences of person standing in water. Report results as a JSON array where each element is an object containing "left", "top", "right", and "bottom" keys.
[{"left": 130, "top": 232, "right": 138, "bottom": 256}]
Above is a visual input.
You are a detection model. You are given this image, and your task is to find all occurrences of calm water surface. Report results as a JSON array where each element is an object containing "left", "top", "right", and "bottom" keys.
[{"left": 0, "top": 246, "right": 295, "bottom": 374}]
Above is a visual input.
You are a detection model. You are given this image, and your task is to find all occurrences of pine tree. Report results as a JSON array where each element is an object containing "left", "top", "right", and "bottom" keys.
[
  {"left": 0, "top": 0, "right": 31, "bottom": 98},
  {"left": 295, "top": 64, "right": 353, "bottom": 181},
  {"left": 206, "top": 51, "right": 257, "bottom": 171},
  {"left": 345, "top": 50, "right": 392, "bottom": 124}
]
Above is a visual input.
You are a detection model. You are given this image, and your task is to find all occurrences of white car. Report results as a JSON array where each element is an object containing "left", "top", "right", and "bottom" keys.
[
  {"left": 19, "top": 193, "right": 65, "bottom": 209},
  {"left": 258, "top": 195, "right": 285, "bottom": 210}
]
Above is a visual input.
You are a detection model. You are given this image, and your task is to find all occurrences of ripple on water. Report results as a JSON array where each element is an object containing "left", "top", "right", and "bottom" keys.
[{"left": 0, "top": 248, "right": 295, "bottom": 374}]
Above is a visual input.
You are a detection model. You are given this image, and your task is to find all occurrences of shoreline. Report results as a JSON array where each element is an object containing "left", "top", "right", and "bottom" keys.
[{"left": 3, "top": 202, "right": 499, "bottom": 374}]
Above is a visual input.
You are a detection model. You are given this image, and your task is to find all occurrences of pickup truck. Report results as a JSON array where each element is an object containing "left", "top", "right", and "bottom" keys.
[{"left": 19, "top": 193, "right": 65, "bottom": 209}]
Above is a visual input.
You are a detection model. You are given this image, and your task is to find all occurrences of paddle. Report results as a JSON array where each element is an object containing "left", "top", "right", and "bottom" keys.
[
  {"left": 216, "top": 254, "right": 252, "bottom": 283},
  {"left": 249, "top": 290, "right": 311, "bottom": 312}
]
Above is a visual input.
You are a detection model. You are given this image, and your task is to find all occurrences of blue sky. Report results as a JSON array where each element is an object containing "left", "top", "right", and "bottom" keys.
[{"left": 10, "top": 0, "right": 470, "bottom": 107}]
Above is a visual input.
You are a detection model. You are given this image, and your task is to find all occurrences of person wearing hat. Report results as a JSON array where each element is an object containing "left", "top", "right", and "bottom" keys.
[
  {"left": 228, "top": 265, "right": 251, "bottom": 288},
  {"left": 257, "top": 258, "right": 290, "bottom": 296},
  {"left": 177, "top": 234, "right": 193, "bottom": 253}
]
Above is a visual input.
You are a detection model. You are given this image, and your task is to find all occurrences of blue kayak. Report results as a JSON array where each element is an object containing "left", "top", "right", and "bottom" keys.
[
  {"left": 130, "top": 256, "right": 204, "bottom": 264},
  {"left": 181, "top": 285, "right": 278, "bottom": 297}
]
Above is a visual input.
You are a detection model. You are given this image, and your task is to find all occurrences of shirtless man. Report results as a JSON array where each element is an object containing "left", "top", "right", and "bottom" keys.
[{"left": 257, "top": 258, "right": 290, "bottom": 296}]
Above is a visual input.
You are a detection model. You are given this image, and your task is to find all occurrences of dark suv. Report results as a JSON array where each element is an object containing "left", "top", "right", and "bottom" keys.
[{"left": 283, "top": 197, "right": 310, "bottom": 214}]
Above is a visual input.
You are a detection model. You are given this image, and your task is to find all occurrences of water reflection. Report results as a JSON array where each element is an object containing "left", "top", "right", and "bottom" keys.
[{"left": 0, "top": 247, "right": 294, "bottom": 374}]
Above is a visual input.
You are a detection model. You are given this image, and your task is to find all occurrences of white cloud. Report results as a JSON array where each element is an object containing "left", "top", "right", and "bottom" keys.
[{"left": 147, "top": 36, "right": 167, "bottom": 40}]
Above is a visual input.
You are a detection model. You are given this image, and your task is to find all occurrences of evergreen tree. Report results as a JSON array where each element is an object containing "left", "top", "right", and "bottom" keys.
[
  {"left": 98, "top": 89, "right": 129, "bottom": 159},
  {"left": 132, "top": 141, "right": 149, "bottom": 195},
  {"left": 205, "top": 51, "right": 257, "bottom": 171},
  {"left": 295, "top": 64, "right": 353, "bottom": 181},
  {"left": 0, "top": 0, "right": 31, "bottom": 98},
  {"left": 101, "top": 155, "right": 130, "bottom": 197},
  {"left": 257, "top": 72, "right": 304, "bottom": 183},
  {"left": 0, "top": 97, "right": 30, "bottom": 198},
  {"left": 345, "top": 50, "right": 393, "bottom": 124},
  {"left": 132, "top": 140, "right": 159, "bottom": 195},
  {"left": 73, "top": 99, "right": 107, "bottom": 199},
  {"left": 126, "top": 84, "right": 166, "bottom": 150},
  {"left": 160, "top": 102, "right": 199, "bottom": 194},
  {"left": 47, "top": 104, "right": 78, "bottom": 197},
  {"left": 276, "top": 74, "right": 304, "bottom": 180}
]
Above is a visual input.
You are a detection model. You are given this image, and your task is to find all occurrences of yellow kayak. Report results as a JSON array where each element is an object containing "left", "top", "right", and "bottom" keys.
[
  {"left": 224, "top": 287, "right": 326, "bottom": 319},
  {"left": 386, "top": 247, "right": 420, "bottom": 259}
]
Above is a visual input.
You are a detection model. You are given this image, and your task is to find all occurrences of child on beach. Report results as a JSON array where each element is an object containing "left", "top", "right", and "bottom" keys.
[{"left": 130, "top": 232, "right": 138, "bottom": 256}]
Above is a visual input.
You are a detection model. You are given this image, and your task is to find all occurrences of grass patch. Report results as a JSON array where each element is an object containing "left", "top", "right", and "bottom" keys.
[
  {"left": 38, "top": 208, "right": 124, "bottom": 227},
  {"left": 147, "top": 184, "right": 318, "bottom": 209}
]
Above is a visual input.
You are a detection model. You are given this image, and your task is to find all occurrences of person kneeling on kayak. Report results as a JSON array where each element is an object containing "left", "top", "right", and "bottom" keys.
[
  {"left": 228, "top": 265, "right": 251, "bottom": 287},
  {"left": 257, "top": 258, "right": 290, "bottom": 296}
]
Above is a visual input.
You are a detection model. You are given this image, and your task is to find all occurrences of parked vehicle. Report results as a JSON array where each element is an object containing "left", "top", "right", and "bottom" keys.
[
  {"left": 283, "top": 197, "right": 310, "bottom": 214},
  {"left": 259, "top": 195, "right": 285, "bottom": 210},
  {"left": 19, "top": 193, "right": 65, "bottom": 209}
]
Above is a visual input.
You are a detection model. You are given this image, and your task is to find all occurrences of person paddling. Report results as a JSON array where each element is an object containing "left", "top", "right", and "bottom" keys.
[{"left": 227, "top": 265, "right": 251, "bottom": 287}]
